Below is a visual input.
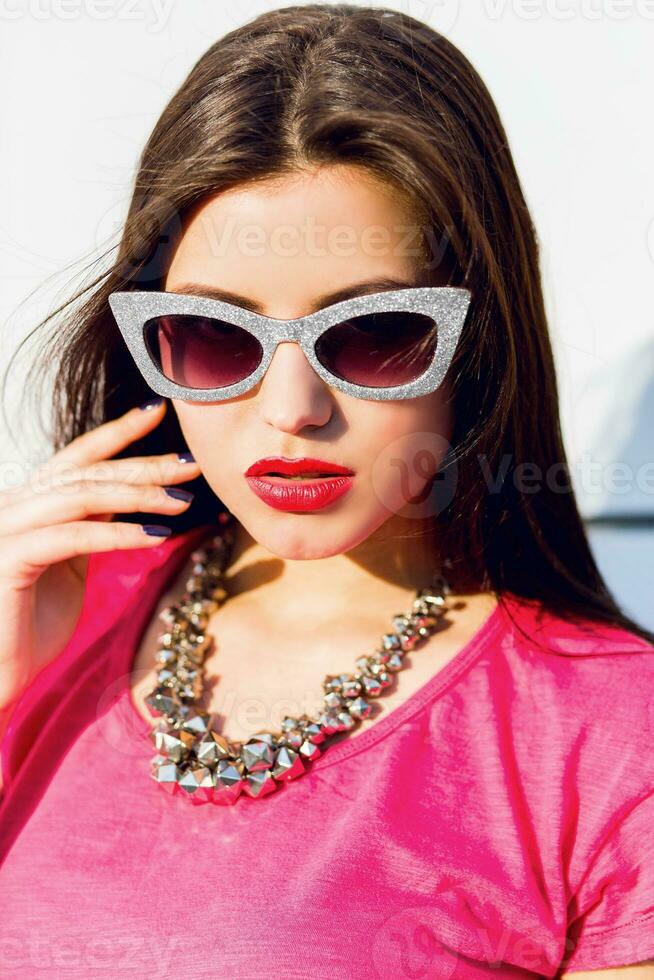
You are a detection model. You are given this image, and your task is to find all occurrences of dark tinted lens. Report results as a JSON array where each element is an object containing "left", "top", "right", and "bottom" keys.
[
  {"left": 144, "top": 314, "right": 263, "bottom": 390},
  {"left": 314, "top": 311, "right": 437, "bottom": 388}
]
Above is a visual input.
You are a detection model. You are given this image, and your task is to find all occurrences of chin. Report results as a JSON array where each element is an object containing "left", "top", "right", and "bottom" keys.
[{"left": 240, "top": 510, "right": 386, "bottom": 561}]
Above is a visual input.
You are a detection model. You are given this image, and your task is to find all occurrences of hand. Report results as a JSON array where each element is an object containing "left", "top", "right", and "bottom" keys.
[{"left": 0, "top": 398, "right": 202, "bottom": 715}]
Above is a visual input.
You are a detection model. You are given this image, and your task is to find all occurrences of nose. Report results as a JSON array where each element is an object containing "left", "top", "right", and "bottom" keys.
[{"left": 258, "top": 341, "right": 333, "bottom": 433}]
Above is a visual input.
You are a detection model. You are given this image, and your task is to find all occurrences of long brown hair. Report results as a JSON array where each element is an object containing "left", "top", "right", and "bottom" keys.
[{"left": 4, "top": 3, "right": 652, "bottom": 644}]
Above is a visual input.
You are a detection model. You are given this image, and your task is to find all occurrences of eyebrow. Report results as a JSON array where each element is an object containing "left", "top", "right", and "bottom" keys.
[{"left": 164, "top": 276, "right": 420, "bottom": 316}]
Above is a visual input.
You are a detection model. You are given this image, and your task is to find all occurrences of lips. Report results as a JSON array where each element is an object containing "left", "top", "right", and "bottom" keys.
[
  {"left": 244, "top": 457, "right": 355, "bottom": 512},
  {"left": 245, "top": 456, "right": 354, "bottom": 478}
]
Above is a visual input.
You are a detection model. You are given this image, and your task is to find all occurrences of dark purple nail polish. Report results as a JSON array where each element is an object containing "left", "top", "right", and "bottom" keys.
[
  {"left": 142, "top": 524, "right": 172, "bottom": 536},
  {"left": 139, "top": 397, "right": 164, "bottom": 411},
  {"left": 177, "top": 450, "right": 195, "bottom": 463},
  {"left": 163, "top": 486, "right": 194, "bottom": 502}
]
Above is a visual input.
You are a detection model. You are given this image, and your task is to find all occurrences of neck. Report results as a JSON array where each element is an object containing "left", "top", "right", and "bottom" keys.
[{"left": 217, "top": 514, "right": 450, "bottom": 623}]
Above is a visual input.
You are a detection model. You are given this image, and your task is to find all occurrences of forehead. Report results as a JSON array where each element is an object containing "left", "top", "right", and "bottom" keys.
[{"left": 164, "top": 166, "right": 428, "bottom": 319}]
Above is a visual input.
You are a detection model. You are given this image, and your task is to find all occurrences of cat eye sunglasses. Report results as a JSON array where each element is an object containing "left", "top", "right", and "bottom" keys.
[{"left": 108, "top": 285, "right": 472, "bottom": 403}]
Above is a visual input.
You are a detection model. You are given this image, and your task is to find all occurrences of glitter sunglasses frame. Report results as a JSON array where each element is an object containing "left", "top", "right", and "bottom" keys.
[{"left": 108, "top": 285, "right": 472, "bottom": 403}]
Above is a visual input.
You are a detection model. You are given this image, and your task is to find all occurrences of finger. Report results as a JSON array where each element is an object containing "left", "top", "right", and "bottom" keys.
[
  {"left": 0, "top": 520, "right": 176, "bottom": 592},
  {"left": 0, "top": 399, "right": 173, "bottom": 508},
  {"left": 0, "top": 480, "right": 194, "bottom": 538},
  {"left": 42, "top": 398, "right": 169, "bottom": 471},
  {"left": 0, "top": 452, "right": 201, "bottom": 510}
]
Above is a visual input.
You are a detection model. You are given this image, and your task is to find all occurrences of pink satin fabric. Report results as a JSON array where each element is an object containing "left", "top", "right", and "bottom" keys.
[{"left": 0, "top": 524, "right": 653, "bottom": 978}]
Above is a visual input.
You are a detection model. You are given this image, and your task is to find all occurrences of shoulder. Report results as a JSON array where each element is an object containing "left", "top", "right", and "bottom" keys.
[
  {"left": 498, "top": 592, "right": 654, "bottom": 714},
  {"left": 489, "top": 596, "right": 654, "bottom": 972},
  {"left": 495, "top": 591, "right": 654, "bottom": 792},
  {"left": 497, "top": 590, "right": 654, "bottom": 685}
]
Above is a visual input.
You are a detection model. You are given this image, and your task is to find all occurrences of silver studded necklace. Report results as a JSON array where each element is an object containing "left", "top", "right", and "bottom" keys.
[{"left": 145, "top": 510, "right": 452, "bottom": 805}]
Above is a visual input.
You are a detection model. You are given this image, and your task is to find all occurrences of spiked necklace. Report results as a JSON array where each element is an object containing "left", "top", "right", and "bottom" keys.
[{"left": 145, "top": 511, "right": 452, "bottom": 805}]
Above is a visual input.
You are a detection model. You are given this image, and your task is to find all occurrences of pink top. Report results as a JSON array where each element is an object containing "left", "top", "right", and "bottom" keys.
[{"left": 0, "top": 524, "right": 653, "bottom": 978}]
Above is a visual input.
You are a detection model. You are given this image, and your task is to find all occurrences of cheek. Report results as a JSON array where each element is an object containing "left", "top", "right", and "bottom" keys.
[
  {"left": 356, "top": 391, "right": 453, "bottom": 461},
  {"left": 355, "top": 393, "right": 453, "bottom": 511},
  {"left": 172, "top": 401, "right": 237, "bottom": 455},
  {"left": 172, "top": 402, "right": 201, "bottom": 448}
]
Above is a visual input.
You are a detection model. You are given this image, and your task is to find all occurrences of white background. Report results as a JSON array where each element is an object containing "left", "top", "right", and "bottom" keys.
[{"left": 0, "top": 0, "right": 652, "bottom": 626}]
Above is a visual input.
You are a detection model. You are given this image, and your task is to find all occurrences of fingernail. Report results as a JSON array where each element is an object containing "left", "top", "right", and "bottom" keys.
[
  {"left": 141, "top": 524, "right": 172, "bottom": 536},
  {"left": 139, "top": 397, "right": 164, "bottom": 411},
  {"left": 177, "top": 450, "right": 195, "bottom": 463},
  {"left": 163, "top": 486, "right": 194, "bottom": 502}
]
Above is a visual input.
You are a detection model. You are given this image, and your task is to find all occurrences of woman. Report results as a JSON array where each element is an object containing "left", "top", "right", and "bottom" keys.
[{"left": 0, "top": 5, "right": 652, "bottom": 977}]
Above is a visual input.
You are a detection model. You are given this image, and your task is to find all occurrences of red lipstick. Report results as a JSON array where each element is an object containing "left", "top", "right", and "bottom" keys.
[{"left": 244, "top": 456, "right": 355, "bottom": 512}]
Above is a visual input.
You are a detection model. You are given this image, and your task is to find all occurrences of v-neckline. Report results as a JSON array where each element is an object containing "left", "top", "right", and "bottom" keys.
[{"left": 112, "top": 524, "right": 507, "bottom": 774}]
